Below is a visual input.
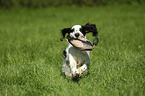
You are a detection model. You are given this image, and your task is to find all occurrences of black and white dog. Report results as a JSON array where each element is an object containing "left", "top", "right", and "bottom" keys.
[{"left": 60, "top": 23, "right": 99, "bottom": 79}]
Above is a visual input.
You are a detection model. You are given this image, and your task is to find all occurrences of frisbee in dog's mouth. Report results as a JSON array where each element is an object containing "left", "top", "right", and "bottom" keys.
[{"left": 67, "top": 37, "right": 93, "bottom": 51}]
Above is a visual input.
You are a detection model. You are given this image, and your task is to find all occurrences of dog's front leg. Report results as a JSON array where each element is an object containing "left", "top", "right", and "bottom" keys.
[
  {"left": 79, "top": 60, "right": 90, "bottom": 76},
  {"left": 68, "top": 54, "right": 79, "bottom": 76}
]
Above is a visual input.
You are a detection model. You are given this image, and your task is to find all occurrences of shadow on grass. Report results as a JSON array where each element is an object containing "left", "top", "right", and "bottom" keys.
[{"left": 60, "top": 69, "right": 90, "bottom": 84}]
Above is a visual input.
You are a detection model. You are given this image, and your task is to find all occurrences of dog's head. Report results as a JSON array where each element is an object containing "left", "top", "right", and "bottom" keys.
[{"left": 60, "top": 23, "right": 98, "bottom": 41}]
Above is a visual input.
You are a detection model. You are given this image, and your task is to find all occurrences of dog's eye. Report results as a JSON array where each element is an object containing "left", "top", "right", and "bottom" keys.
[{"left": 79, "top": 28, "right": 82, "bottom": 32}]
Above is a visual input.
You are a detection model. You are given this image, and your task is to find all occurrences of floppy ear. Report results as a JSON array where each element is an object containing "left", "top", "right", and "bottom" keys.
[
  {"left": 82, "top": 23, "right": 98, "bottom": 37},
  {"left": 60, "top": 28, "right": 71, "bottom": 41}
]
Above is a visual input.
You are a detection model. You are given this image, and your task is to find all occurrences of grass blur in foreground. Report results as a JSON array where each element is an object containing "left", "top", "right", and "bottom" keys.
[{"left": 0, "top": 5, "right": 145, "bottom": 96}]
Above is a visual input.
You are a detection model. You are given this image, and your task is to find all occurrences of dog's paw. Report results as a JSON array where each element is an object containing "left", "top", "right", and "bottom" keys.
[
  {"left": 78, "top": 65, "right": 88, "bottom": 76},
  {"left": 80, "top": 64, "right": 87, "bottom": 72},
  {"left": 72, "top": 70, "right": 81, "bottom": 78},
  {"left": 65, "top": 73, "right": 73, "bottom": 79},
  {"left": 73, "top": 73, "right": 80, "bottom": 78}
]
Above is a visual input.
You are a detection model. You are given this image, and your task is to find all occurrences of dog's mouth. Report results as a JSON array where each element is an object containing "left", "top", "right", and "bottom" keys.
[
  {"left": 67, "top": 35, "right": 85, "bottom": 40},
  {"left": 75, "top": 36, "right": 85, "bottom": 39},
  {"left": 67, "top": 36, "right": 93, "bottom": 51}
]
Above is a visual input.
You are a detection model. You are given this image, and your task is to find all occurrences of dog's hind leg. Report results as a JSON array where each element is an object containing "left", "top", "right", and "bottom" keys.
[{"left": 62, "top": 50, "right": 73, "bottom": 79}]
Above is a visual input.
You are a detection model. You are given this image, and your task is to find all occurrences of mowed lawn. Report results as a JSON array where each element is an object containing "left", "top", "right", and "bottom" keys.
[{"left": 0, "top": 5, "right": 144, "bottom": 96}]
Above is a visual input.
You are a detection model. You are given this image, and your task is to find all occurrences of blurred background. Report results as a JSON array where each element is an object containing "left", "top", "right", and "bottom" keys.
[{"left": 0, "top": 0, "right": 145, "bottom": 8}]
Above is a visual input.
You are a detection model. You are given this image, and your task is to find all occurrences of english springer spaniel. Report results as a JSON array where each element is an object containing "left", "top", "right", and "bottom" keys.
[{"left": 60, "top": 23, "right": 99, "bottom": 80}]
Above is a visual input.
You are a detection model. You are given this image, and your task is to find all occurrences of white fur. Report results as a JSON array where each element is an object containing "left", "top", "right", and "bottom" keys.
[
  {"left": 70, "top": 25, "right": 84, "bottom": 38},
  {"left": 62, "top": 25, "right": 90, "bottom": 79}
]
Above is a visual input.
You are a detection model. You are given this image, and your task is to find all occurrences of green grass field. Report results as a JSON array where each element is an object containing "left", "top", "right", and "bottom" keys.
[{"left": 0, "top": 5, "right": 145, "bottom": 96}]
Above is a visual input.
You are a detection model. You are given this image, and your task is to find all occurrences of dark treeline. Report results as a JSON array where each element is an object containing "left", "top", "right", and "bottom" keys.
[{"left": 0, "top": 0, "right": 145, "bottom": 8}]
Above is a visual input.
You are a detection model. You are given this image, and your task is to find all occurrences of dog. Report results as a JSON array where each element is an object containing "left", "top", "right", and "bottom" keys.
[{"left": 60, "top": 23, "right": 99, "bottom": 79}]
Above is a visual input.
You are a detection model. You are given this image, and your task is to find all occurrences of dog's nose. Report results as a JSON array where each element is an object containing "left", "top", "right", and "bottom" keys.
[{"left": 75, "top": 33, "right": 80, "bottom": 37}]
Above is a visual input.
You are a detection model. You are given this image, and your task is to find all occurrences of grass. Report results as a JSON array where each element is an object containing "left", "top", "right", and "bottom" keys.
[{"left": 0, "top": 5, "right": 145, "bottom": 96}]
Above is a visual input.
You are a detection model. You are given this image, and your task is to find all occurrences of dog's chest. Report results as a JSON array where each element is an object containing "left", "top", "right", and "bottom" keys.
[{"left": 68, "top": 46, "right": 90, "bottom": 65}]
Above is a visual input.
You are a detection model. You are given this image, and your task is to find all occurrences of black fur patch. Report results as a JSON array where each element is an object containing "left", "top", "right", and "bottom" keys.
[
  {"left": 61, "top": 28, "right": 73, "bottom": 38},
  {"left": 82, "top": 23, "right": 98, "bottom": 37},
  {"left": 63, "top": 50, "right": 67, "bottom": 58}
]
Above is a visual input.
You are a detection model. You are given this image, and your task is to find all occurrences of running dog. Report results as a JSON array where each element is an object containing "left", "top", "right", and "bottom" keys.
[{"left": 60, "top": 23, "right": 99, "bottom": 79}]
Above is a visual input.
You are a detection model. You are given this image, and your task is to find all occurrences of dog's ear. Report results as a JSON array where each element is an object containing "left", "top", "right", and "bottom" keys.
[
  {"left": 60, "top": 28, "right": 72, "bottom": 41},
  {"left": 82, "top": 23, "right": 98, "bottom": 37},
  {"left": 61, "top": 28, "right": 72, "bottom": 38}
]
